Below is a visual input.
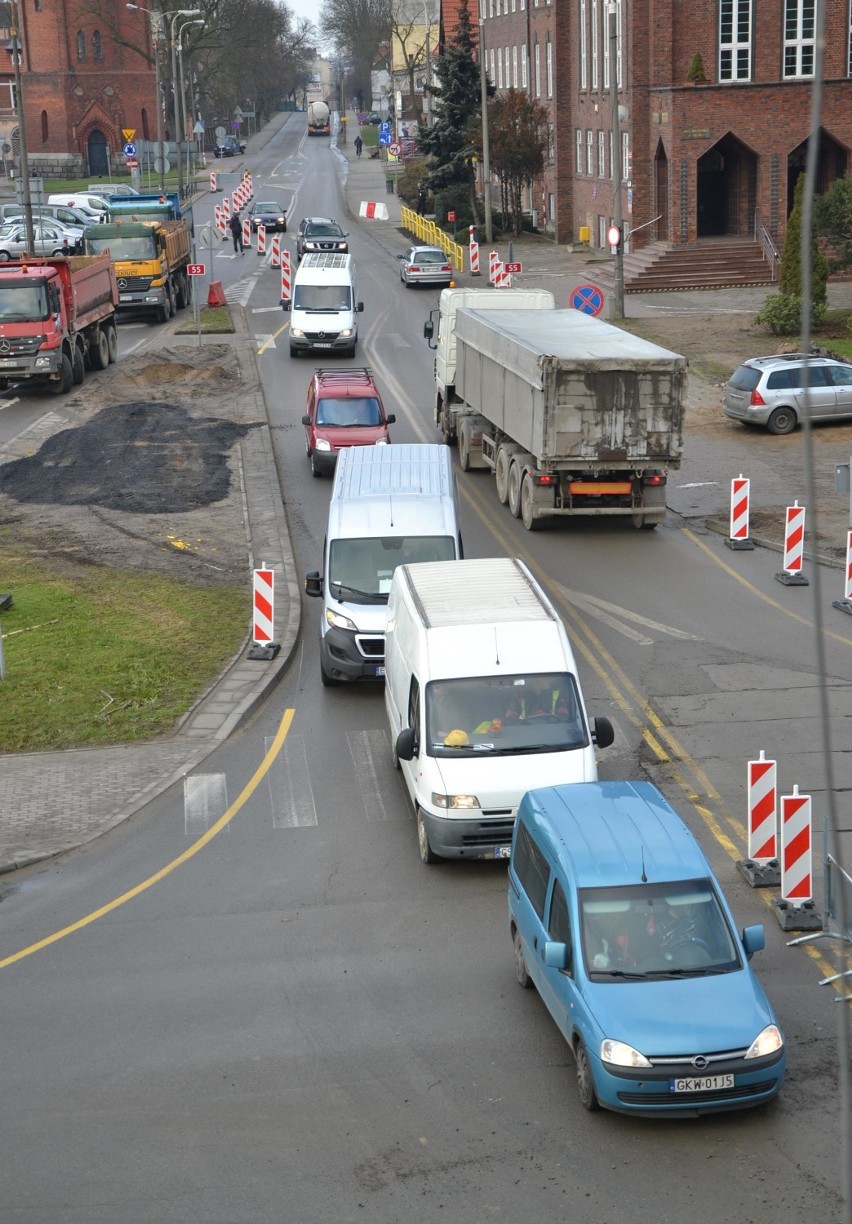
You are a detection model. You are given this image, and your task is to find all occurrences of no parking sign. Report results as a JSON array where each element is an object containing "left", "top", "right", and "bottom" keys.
[{"left": 571, "top": 284, "right": 605, "bottom": 316}]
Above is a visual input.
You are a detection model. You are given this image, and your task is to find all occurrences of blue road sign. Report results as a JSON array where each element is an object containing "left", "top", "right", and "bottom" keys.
[
  {"left": 123, "top": 142, "right": 136, "bottom": 157},
  {"left": 572, "top": 283, "right": 605, "bottom": 316}
]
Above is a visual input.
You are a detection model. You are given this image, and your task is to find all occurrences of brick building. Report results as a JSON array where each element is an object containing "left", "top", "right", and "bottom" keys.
[
  {"left": 461, "top": 0, "right": 852, "bottom": 264},
  {"left": 0, "top": 0, "right": 157, "bottom": 179}
]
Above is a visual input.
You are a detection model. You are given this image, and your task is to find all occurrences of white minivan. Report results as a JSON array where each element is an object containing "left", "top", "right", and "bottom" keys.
[
  {"left": 47, "top": 193, "right": 107, "bottom": 222},
  {"left": 385, "top": 557, "right": 615, "bottom": 863},
  {"left": 282, "top": 251, "right": 363, "bottom": 358}
]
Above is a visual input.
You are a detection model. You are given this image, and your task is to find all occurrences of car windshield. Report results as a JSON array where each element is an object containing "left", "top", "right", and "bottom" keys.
[
  {"left": 85, "top": 234, "right": 157, "bottom": 259},
  {"left": 426, "top": 673, "right": 588, "bottom": 757},
  {"left": 307, "top": 223, "right": 343, "bottom": 237},
  {"left": 328, "top": 535, "right": 455, "bottom": 603},
  {"left": 579, "top": 879, "right": 741, "bottom": 979},
  {"left": 315, "top": 396, "right": 382, "bottom": 427},
  {"left": 412, "top": 250, "right": 445, "bottom": 264},
  {"left": 256, "top": 203, "right": 281, "bottom": 213},
  {"left": 293, "top": 285, "right": 351, "bottom": 311}
]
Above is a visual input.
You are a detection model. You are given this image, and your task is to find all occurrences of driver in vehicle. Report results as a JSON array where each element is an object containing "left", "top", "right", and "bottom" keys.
[{"left": 504, "top": 674, "right": 571, "bottom": 721}]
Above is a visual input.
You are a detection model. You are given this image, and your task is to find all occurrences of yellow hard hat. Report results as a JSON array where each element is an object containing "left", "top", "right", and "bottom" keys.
[{"left": 444, "top": 728, "right": 469, "bottom": 747}]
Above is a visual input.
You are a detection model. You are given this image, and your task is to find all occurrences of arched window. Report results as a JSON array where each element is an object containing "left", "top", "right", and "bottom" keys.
[
  {"left": 41, "top": 110, "right": 48, "bottom": 142},
  {"left": 92, "top": 30, "right": 102, "bottom": 60},
  {"left": 77, "top": 30, "right": 86, "bottom": 60}
]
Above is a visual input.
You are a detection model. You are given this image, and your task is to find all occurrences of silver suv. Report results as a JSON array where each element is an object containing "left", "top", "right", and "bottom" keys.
[{"left": 723, "top": 353, "right": 852, "bottom": 435}]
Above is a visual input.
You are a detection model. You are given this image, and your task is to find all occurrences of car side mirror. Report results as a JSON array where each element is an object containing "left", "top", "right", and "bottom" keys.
[
  {"left": 544, "top": 941, "right": 572, "bottom": 973},
  {"left": 592, "top": 716, "right": 615, "bottom": 748},
  {"left": 423, "top": 320, "right": 434, "bottom": 341},
  {"left": 304, "top": 570, "right": 323, "bottom": 598},
  {"left": 357, "top": 301, "right": 364, "bottom": 313},
  {"left": 741, "top": 924, "right": 765, "bottom": 960},
  {"left": 386, "top": 414, "right": 396, "bottom": 425},
  {"left": 301, "top": 414, "right": 311, "bottom": 426},
  {"left": 395, "top": 726, "right": 416, "bottom": 761}
]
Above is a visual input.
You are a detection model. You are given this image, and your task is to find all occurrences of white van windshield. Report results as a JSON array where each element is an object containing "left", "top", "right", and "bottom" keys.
[
  {"left": 426, "top": 674, "right": 587, "bottom": 756},
  {"left": 580, "top": 879, "right": 741, "bottom": 979},
  {"left": 329, "top": 535, "right": 455, "bottom": 603},
  {"left": 294, "top": 284, "right": 351, "bottom": 311}
]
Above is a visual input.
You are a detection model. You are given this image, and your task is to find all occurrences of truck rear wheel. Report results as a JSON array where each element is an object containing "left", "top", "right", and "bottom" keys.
[
  {"left": 520, "top": 472, "right": 544, "bottom": 531},
  {"left": 71, "top": 344, "right": 85, "bottom": 386},
  {"left": 495, "top": 447, "right": 512, "bottom": 504},
  {"left": 105, "top": 323, "right": 118, "bottom": 364},
  {"left": 91, "top": 328, "right": 109, "bottom": 371},
  {"left": 50, "top": 353, "right": 73, "bottom": 395},
  {"left": 507, "top": 460, "right": 523, "bottom": 518}
]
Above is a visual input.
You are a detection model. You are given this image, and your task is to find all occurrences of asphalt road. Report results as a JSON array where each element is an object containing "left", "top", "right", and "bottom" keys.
[{"left": 0, "top": 115, "right": 848, "bottom": 1222}]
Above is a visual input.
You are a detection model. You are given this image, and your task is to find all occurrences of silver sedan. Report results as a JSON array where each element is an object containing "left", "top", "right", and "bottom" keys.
[
  {"left": 0, "top": 221, "right": 83, "bottom": 259},
  {"left": 398, "top": 244, "right": 454, "bottom": 287}
]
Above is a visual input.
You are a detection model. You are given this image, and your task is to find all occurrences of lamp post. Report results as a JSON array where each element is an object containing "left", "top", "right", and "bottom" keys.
[
  {"left": 6, "top": 0, "right": 34, "bottom": 254},
  {"left": 126, "top": 3, "right": 200, "bottom": 193},
  {"left": 176, "top": 18, "right": 203, "bottom": 198},
  {"left": 608, "top": 0, "right": 624, "bottom": 320},
  {"left": 422, "top": 2, "right": 432, "bottom": 127},
  {"left": 478, "top": 18, "right": 492, "bottom": 244}
]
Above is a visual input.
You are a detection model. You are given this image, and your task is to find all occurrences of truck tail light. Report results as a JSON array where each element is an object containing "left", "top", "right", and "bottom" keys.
[
  {"left": 534, "top": 473, "right": 555, "bottom": 486},
  {"left": 641, "top": 472, "right": 666, "bottom": 487}
]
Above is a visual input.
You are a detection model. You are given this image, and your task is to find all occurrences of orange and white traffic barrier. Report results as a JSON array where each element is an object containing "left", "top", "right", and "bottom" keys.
[
  {"left": 256, "top": 223, "right": 266, "bottom": 256},
  {"left": 725, "top": 474, "right": 754, "bottom": 551},
  {"left": 832, "top": 530, "right": 852, "bottom": 617},
  {"left": 780, "top": 786, "right": 812, "bottom": 904},
  {"left": 280, "top": 249, "right": 291, "bottom": 304},
  {"left": 488, "top": 250, "right": 500, "bottom": 284},
  {"left": 775, "top": 501, "right": 809, "bottom": 586},
  {"left": 214, "top": 205, "right": 227, "bottom": 239},
  {"left": 222, "top": 195, "right": 231, "bottom": 222},
  {"left": 469, "top": 227, "right": 480, "bottom": 276},
  {"left": 270, "top": 234, "right": 281, "bottom": 268},
  {"left": 247, "top": 566, "right": 280, "bottom": 660},
  {"left": 209, "top": 170, "right": 217, "bottom": 193},
  {"left": 359, "top": 200, "right": 390, "bottom": 219},
  {"left": 241, "top": 218, "right": 251, "bottom": 249},
  {"left": 748, "top": 752, "right": 778, "bottom": 862},
  {"left": 495, "top": 262, "right": 510, "bottom": 289}
]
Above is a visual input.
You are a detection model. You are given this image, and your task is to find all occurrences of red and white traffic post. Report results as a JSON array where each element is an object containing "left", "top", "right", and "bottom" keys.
[
  {"left": 214, "top": 205, "right": 226, "bottom": 240},
  {"left": 773, "top": 785, "right": 822, "bottom": 931},
  {"left": 248, "top": 566, "right": 280, "bottom": 660},
  {"left": 831, "top": 530, "right": 852, "bottom": 616},
  {"left": 737, "top": 751, "right": 780, "bottom": 887},
  {"left": 241, "top": 217, "right": 251, "bottom": 250},
  {"left": 469, "top": 226, "right": 480, "bottom": 276},
  {"left": 222, "top": 195, "right": 231, "bottom": 223},
  {"left": 488, "top": 250, "right": 500, "bottom": 285},
  {"left": 775, "top": 501, "right": 809, "bottom": 586},
  {"left": 725, "top": 474, "right": 755, "bottom": 551},
  {"left": 280, "top": 248, "right": 291, "bottom": 305},
  {"left": 270, "top": 234, "right": 281, "bottom": 268},
  {"left": 256, "top": 223, "right": 266, "bottom": 257},
  {"left": 209, "top": 170, "right": 217, "bottom": 193}
]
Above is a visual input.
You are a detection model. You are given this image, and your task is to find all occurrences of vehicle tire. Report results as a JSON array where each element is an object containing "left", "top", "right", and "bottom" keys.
[
  {"left": 51, "top": 352, "right": 74, "bottom": 395},
  {"left": 174, "top": 273, "right": 187, "bottom": 310},
  {"left": 105, "top": 323, "right": 118, "bottom": 364},
  {"left": 289, "top": 345, "right": 299, "bottom": 358},
  {"left": 156, "top": 295, "right": 171, "bottom": 325},
  {"left": 51, "top": 249, "right": 65, "bottom": 257},
  {"left": 459, "top": 420, "right": 472, "bottom": 471},
  {"left": 575, "top": 1038, "right": 600, "bottom": 1112},
  {"left": 767, "top": 405, "right": 797, "bottom": 435},
  {"left": 311, "top": 456, "right": 323, "bottom": 478},
  {"left": 507, "top": 460, "right": 523, "bottom": 518},
  {"left": 513, "top": 928, "right": 533, "bottom": 989},
  {"left": 416, "top": 807, "right": 438, "bottom": 865},
  {"left": 520, "top": 471, "right": 543, "bottom": 531},
  {"left": 320, "top": 658, "right": 340, "bottom": 687},
  {"left": 495, "top": 447, "right": 512, "bottom": 504},
  {"left": 166, "top": 281, "right": 177, "bottom": 317},
  {"left": 0, "top": 251, "right": 10, "bottom": 262},
  {"left": 305, "top": 437, "right": 312, "bottom": 460},
  {"left": 91, "top": 327, "right": 109, "bottom": 371},
  {"left": 71, "top": 343, "right": 85, "bottom": 386}
]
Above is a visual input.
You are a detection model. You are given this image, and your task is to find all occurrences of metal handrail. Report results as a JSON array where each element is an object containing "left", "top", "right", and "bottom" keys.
[{"left": 753, "top": 210, "right": 780, "bottom": 280}]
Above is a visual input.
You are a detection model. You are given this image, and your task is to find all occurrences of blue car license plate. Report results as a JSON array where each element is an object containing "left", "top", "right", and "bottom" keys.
[{"left": 670, "top": 1074, "right": 734, "bottom": 1094}]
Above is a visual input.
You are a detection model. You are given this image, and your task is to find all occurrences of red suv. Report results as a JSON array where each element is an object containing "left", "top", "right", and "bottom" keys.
[{"left": 302, "top": 368, "right": 395, "bottom": 477}]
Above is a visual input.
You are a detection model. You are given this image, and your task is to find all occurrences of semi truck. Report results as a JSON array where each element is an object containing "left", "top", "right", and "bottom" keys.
[
  {"left": 307, "top": 100, "right": 331, "bottom": 136},
  {"left": 84, "top": 208, "right": 192, "bottom": 324},
  {"left": 0, "top": 255, "right": 118, "bottom": 395},
  {"left": 424, "top": 292, "right": 687, "bottom": 530}
]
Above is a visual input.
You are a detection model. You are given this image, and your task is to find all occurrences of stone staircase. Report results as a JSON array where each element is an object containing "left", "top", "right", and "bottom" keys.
[{"left": 594, "top": 237, "right": 776, "bottom": 292}]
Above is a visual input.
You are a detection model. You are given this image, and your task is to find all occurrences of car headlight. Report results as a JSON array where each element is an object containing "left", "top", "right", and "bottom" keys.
[
  {"left": 375, "top": 438, "right": 389, "bottom": 446},
  {"left": 290, "top": 328, "right": 304, "bottom": 338},
  {"left": 326, "top": 608, "right": 358, "bottom": 631},
  {"left": 744, "top": 1025, "right": 784, "bottom": 1059},
  {"left": 431, "top": 793, "right": 479, "bottom": 809},
  {"left": 338, "top": 328, "right": 353, "bottom": 337},
  {"left": 600, "top": 1039, "right": 652, "bottom": 1069},
  {"left": 315, "top": 438, "right": 331, "bottom": 451}
]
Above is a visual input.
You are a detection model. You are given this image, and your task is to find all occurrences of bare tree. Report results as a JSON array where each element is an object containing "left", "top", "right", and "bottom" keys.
[
  {"left": 318, "top": 0, "right": 391, "bottom": 112},
  {"left": 486, "top": 88, "right": 549, "bottom": 236}
]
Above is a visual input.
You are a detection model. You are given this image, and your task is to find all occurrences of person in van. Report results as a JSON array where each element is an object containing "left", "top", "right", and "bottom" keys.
[{"left": 504, "top": 674, "right": 572, "bottom": 722}]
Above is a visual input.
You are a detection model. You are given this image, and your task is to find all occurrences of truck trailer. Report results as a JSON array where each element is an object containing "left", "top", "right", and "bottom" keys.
[
  {"left": 0, "top": 255, "right": 118, "bottom": 394},
  {"left": 307, "top": 101, "right": 331, "bottom": 136},
  {"left": 425, "top": 296, "right": 687, "bottom": 530}
]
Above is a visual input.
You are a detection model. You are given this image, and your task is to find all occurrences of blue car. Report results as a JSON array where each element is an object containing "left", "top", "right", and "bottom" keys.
[{"left": 508, "top": 780, "right": 785, "bottom": 1116}]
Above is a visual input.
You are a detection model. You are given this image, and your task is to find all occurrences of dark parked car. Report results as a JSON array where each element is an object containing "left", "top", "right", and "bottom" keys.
[
  {"left": 213, "top": 135, "right": 247, "bottom": 157},
  {"left": 248, "top": 199, "right": 288, "bottom": 233}
]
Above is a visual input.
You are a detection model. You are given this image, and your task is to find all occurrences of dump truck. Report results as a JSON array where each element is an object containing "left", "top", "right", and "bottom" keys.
[
  {"left": 84, "top": 212, "right": 192, "bottom": 324},
  {"left": 424, "top": 299, "right": 687, "bottom": 530},
  {"left": 0, "top": 254, "right": 118, "bottom": 395},
  {"left": 307, "top": 100, "right": 331, "bottom": 136}
]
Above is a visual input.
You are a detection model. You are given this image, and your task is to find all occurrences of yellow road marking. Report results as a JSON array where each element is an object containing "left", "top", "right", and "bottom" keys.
[
  {"left": 0, "top": 709, "right": 296, "bottom": 971},
  {"left": 257, "top": 320, "right": 289, "bottom": 356}
]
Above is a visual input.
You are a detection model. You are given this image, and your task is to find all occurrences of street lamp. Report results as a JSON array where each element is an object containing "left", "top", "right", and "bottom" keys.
[
  {"left": 6, "top": 0, "right": 34, "bottom": 254},
  {"left": 176, "top": 19, "right": 203, "bottom": 198},
  {"left": 126, "top": 3, "right": 200, "bottom": 193},
  {"left": 608, "top": 0, "right": 624, "bottom": 319},
  {"left": 422, "top": 2, "right": 433, "bottom": 128},
  {"left": 478, "top": 18, "right": 493, "bottom": 244}
]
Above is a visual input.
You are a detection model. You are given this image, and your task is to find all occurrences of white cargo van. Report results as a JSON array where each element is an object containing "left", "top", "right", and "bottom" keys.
[
  {"left": 304, "top": 444, "right": 462, "bottom": 686},
  {"left": 385, "top": 557, "right": 614, "bottom": 863},
  {"left": 47, "top": 193, "right": 108, "bottom": 222},
  {"left": 282, "top": 251, "right": 363, "bottom": 358}
]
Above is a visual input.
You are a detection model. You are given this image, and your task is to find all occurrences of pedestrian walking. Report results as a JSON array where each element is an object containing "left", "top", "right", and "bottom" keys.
[
  {"left": 229, "top": 210, "right": 243, "bottom": 254},
  {"left": 417, "top": 182, "right": 426, "bottom": 215},
  {"left": 354, "top": 135, "right": 363, "bottom": 158}
]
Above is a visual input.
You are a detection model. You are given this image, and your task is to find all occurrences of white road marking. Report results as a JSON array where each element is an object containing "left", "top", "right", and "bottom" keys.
[
  {"left": 677, "top": 481, "right": 721, "bottom": 489},
  {"left": 0, "top": 397, "right": 20, "bottom": 410},
  {"left": 347, "top": 729, "right": 391, "bottom": 822},
  {"left": 184, "top": 773, "right": 228, "bottom": 836},
  {"left": 251, "top": 305, "right": 283, "bottom": 313},
  {"left": 255, "top": 334, "right": 275, "bottom": 349},
  {"left": 554, "top": 582, "right": 703, "bottom": 643},
  {"left": 265, "top": 734, "right": 318, "bottom": 828}
]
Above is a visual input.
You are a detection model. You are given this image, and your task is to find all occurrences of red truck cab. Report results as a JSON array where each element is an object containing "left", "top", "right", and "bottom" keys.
[{"left": 301, "top": 367, "right": 395, "bottom": 477}]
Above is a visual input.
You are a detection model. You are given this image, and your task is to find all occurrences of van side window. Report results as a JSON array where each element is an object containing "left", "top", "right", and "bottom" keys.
[
  {"left": 513, "top": 821, "right": 550, "bottom": 919},
  {"left": 548, "top": 878, "right": 572, "bottom": 968},
  {"left": 407, "top": 677, "right": 420, "bottom": 746}
]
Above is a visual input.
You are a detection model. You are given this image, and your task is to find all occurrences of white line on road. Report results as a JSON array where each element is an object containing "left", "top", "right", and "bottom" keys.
[
  {"left": 677, "top": 481, "right": 721, "bottom": 489},
  {"left": 0, "top": 397, "right": 20, "bottom": 410},
  {"left": 251, "top": 306, "right": 283, "bottom": 313},
  {"left": 347, "top": 730, "right": 391, "bottom": 822},
  {"left": 184, "top": 773, "right": 229, "bottom": 836},
  {"left": 265, "top": 734, "right": 318, "bottom": 828},
  {"left": 255, "top": 334, "right": 275, "bottom": 349},
  {"left": 554, "top": 582, "right": 703, "bottom": 643}
]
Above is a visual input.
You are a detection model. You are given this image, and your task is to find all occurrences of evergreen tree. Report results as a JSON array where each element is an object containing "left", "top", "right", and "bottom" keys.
[
  {"left": 418, "top": 0, "right": 486, "bottom": 225},
  {"left": 780, "top": 173, "right": 828, "bottom": 304},
  {"left": 814, "top": 174, "right": 852, "bottom": 275}
]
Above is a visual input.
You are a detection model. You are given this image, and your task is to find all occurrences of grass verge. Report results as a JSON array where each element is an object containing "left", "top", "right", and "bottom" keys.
[
  {"left": 0, "top": 550, "right": 249, "bottom": 753},
  {"left": 173, "top": 305, "right": 235, "bottom": 334}
]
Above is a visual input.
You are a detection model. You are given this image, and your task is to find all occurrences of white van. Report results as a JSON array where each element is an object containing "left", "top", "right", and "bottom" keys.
[
  {"left": 282, "top": 251, "right": 363, "bottom": 358},
  {"left": 304, "top": 444, "right": 462, "bottom": 686},
  {"left": 47, "top": 193, "right": 107, "bottom": 222},
  {"left": 385, "top": 557, "right": 614, "bottom": 863}
]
